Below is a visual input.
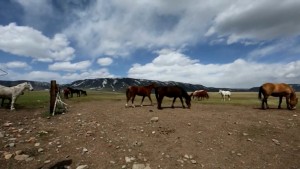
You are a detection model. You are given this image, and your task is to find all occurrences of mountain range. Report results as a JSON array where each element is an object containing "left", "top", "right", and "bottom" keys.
[{"left": 1, "top": 78, "right": 300, "bottom": 92}]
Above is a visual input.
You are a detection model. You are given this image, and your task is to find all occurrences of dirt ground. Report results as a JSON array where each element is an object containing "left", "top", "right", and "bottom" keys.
[{"left": 0, "top": 99, "right": 299, "bottom": 169}]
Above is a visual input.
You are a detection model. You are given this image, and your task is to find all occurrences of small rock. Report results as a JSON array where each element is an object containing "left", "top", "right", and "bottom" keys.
[
  {"left": 44, "top": 160, "right": 51, "bottom": 164},
  {"left": 8, "top": 143, "right": 15, "bottom": 147},
  {"left": 15, "top": 150, "right": 23, "bottom": 155},
  {"left": 242, "top": 133, "right": 248, "bottom": 136},
  {"left": 3, "top": 122, "right": 13, "bottom": 127},
  {"left": 191, "top": 160, "right": 197, "bottom": 164},
  {"left": 272, "top": 139, "right": 280, "bottom": 145},
  {"left": 82, "top": 148, "right": 88, "bottom": 154},
  {"left": 132, "top": 163, "right": 145, "bottom": 169},
  {"left": 184, "top": 154, "right": 190, "bottom": 159},
  {"left": 0, "top": 132, "right": 4, "bottom": 138},
  {"left": 76, "top": 165, "right": 88, "bottom": 169},
  {"left": 38, "top": 148, "right": 44, "bottom": 152},
  {"left": 14, "top": 154, "right": 29, "bottom": 161},
  {"left": 150, "top": 117, "right": 159, "bottom": 122},
  {"left": 125, "top": 157, "right": 130, "bottom": 163},
  {"left": 25, "top": 157, "right": 34, "bottom": 162},
  {"left": 34, "top": 143, "right": 40, "bottom": 147},
  {"left": 4, "top": 153, "right": 13, "bottom": 160}
]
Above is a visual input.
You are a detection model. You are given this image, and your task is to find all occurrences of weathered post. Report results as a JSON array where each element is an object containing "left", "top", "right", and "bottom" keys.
[{"left": 50, "top": 80, "right": 56, "bottom": 114}]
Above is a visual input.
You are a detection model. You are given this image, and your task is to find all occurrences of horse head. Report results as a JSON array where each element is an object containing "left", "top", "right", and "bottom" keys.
[
  {"left": 26, "top": 82, "right": 34, "bottom": 91},
  {"left": 289, "top": 92, "right": 298, "bottom": 109},
  {"left": 185, "top": 95, "right": 191, "bottom": 109}
]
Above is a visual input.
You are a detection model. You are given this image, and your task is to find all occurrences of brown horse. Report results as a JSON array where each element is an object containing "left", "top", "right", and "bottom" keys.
[
  {"left": 125, "top": 83, "right": 156, "bottom": 107},
  {"left": 155, "top": 86, "right": 191, "bottom": 109},
  {"left": 258, "top": 83, "right": 298, "bottom": 110},
  {"left": 190, "top": 90, "right": 209, "bottom": 101},
  {"left": 63, "top": 88, "right": 71, "bottom": 99}
]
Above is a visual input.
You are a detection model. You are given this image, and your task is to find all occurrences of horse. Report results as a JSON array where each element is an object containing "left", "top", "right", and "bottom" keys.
[
  {"left": 80, "top": 90, "right": 87, "bottom": 96},
  {"left": 258, "top": 83, "right": 298, "bottom": 110},
  {"left": 219, "top": 90, "right": 231, "bottom": 101},
  {"left": 190, "top": 90, "right": 209, "bottom": 101},
  {"left": 0, "top": 82, "right": 33, "bottom": 110},
  {"left": 155, "top": 86, "right": 191, "bottom": 109},
  {"left": 67, "top": 87, "right": 81, "bottom": 97},
  {"left": 63, "top": 88, "right": 71, "bottom": 99},
  {"left": 125, "top": 83, "right": 156, "bottom": 107}
]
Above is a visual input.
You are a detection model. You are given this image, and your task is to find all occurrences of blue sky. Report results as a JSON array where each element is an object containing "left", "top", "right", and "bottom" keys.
[{"left": 0, "top": 0, "right": 300, "bottom": 88}]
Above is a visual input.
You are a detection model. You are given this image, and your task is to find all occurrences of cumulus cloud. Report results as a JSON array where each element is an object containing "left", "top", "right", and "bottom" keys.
[
  {"left": 0, "top": 23, "right": 75, "bottom": 62},
  {"left": 48, "top": 60, "right": 91, "bottom": 71},
  {"left": 5, "top": 61, "right": 31, "bottom": 69},
  {"left": 63, "top": 0, "right": 223, "bottom": 57},
  {"left": 97, "top": 57, "right": 113, "bottom": 66},
  {"left": 62, "top": 68, "right": 115, "bottom": 81},
  {"left": 206, "top": 0, "right": 300, "bottom": 44},
  {"left": 128, "top": 50, "right": 300, "bottom": 88}
]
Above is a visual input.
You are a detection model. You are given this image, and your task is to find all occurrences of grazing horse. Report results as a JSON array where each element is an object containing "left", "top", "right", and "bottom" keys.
[
  {"left": 155, "top": 86, "right": 191, "bottom": 109},
  {"left": 219, "top": 90, "right": 231, "bottom": 101},
  {"left": 125, "top": 83, "right": 156, "bottom": 107},
  {"left": 259, "top": 83, "right": 298, "bottom": 110},
  {"left": 190, "top": 90, "right": 209, "bottom": 100},
  {"left": 0, "top": 82, "right": 33, "bottom": 110},
  {"left": 63, "top": 88, "right": 71, "bottom": 99},
  {"left": 80, "top": 90, "right": 87, "bottom": 96},
  {"left": 67, "top": 87, "right": 81, "bottom": 97}
]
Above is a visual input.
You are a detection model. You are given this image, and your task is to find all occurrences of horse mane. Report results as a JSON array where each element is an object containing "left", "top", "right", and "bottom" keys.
[{"left": 13, "top": 82, "right": 30, "bottom": 95}]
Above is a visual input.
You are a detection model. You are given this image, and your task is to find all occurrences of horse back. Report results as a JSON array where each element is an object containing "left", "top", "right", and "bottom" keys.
[{"left": 262, "top": 83, "right": 294, "bottom": 96}]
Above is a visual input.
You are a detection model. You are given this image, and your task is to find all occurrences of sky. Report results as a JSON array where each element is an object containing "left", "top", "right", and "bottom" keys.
[{"left": 0, "top": 0, "right": 300, "bottom": 88}]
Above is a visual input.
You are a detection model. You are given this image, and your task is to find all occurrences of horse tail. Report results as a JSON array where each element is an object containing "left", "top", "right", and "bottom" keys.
[{"left": 258, "top": 86, "right": 263, "bottom": 100}]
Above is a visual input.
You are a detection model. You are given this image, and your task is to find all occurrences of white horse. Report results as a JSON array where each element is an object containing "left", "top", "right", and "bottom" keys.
[
  {"left": 0, "top": 82, "right": 34, "bottom": 110},
  {"left": 219, "top": 90, "right": 231, "bottom": 101}
]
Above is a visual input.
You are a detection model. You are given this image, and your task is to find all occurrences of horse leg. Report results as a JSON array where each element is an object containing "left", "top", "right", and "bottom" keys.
[
  {"left": 10, "top": 96, "right": 16, "bottom": 110},
  {"left": 131, "top": 95, "right": 136, "bottom": 108},
  {"left": 140, "top": 96, "right": 145, "bottom": 107},
  {"left": 278, "top": 96, "right": 283, "bottom": 109},
  {"left": 285, "top": 96, "right": 291, "bottom": 110},
  {"left": 179, "top": 97, "right": 185, "bottom": 108},
  {"left": 228, "top": 95, "right": 231, "bottom": 101},
  {"left": 157, "top": 96, "right": 163, "bottom": 109},
  {"left": 148, "top": 95, "right": 153, "bottom": 106},
  {"left": 171, "top": 97, "right": 177, "bottom": 108}
]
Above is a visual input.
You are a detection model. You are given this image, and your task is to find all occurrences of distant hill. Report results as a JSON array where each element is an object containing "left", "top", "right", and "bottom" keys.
[{"left": 1, "top": 78, "right": 300, "bottom": 92}]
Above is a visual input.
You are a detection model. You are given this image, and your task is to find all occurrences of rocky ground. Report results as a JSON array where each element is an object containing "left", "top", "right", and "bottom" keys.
[{"left": 0, "top": 99, "right": 299, "bottom": 169}]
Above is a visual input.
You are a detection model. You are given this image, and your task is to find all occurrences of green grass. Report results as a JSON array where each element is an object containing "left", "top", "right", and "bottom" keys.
[{"left": 9, "top": 90, "right": 300, "bottom": 110}]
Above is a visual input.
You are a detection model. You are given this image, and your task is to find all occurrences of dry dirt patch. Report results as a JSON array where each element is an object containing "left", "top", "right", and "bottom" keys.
[{"left": 1, "top": 100, "right": 299, "bottom": 169}]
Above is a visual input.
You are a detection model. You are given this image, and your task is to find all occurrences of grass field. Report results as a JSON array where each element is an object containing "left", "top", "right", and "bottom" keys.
[{"left": 11, "top": 90, "right": 299, "bottom": 110}]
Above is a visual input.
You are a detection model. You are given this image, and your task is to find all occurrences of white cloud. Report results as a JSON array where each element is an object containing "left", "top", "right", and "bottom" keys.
[
  {"left": 0, "top": 23, "right": 75, "bottom": 62},
  {"left": 206, "top": 0, "right": 300, "bottom": 44},
  {"left": 64, "top": 0, "right": 226, "bottom": 57},
  {"left": 128, "top": 50, "right": 300, "bottom": 88},
  {"left": 5, "top": 61, "right": 31, "bottom": 69},
  {"left": 62, "top": 68, "right": 115, "bottom": 81},
  {"left": 2, "top": 68, "right": 115, "bottom": 84},
  {"left": 48, "top": 60, "right": 91, "bottom": 72},
  {"left": 97, "top": 57, "right": 113, "bottom": 66}
]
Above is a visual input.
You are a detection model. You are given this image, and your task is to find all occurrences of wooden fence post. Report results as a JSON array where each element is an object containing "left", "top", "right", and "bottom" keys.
[{"left": 50, "top": 80, "right": 56, "bottom": 114}]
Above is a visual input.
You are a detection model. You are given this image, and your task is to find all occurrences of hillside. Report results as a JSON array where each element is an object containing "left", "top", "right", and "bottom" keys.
[{"left": 1, "top": 78, "right": 300, "bottom": 92}]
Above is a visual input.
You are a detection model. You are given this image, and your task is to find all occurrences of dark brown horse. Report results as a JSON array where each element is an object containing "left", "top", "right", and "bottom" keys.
[
  {"left": 125, "top": 83, "right": 156, "bottom": 107},
  {"left": 258, "top": 83, "right": 298, "bottom": 110},
  {"left": 63, "top": 88, "right": 71, "bottom": 99},
  {"left": 190, "top": 90, "right": 209, "bottom": 100},
  {"left": 155, "top": 86, "right": 191, "bottom": 109}
]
